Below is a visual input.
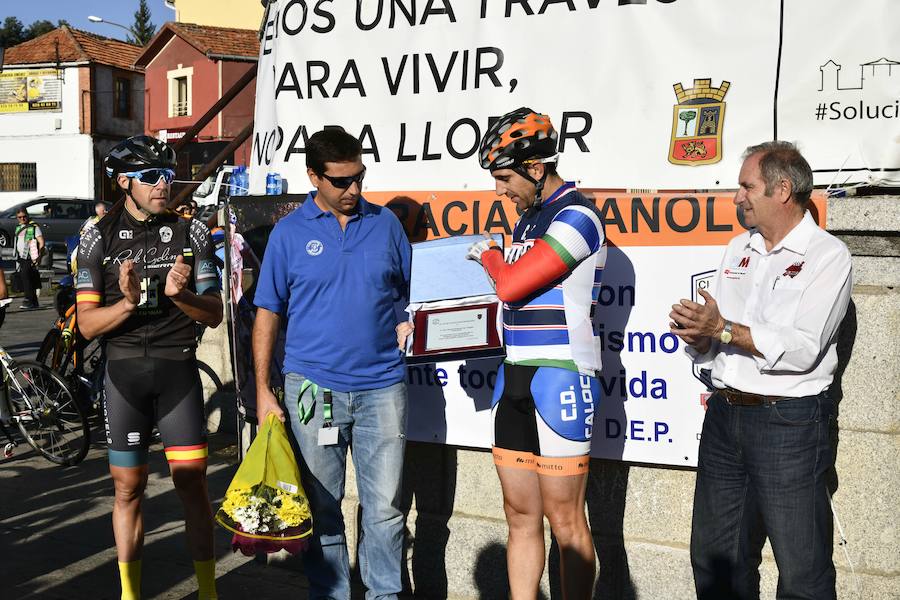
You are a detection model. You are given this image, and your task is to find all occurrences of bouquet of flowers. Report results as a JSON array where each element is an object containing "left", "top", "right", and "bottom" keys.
[{"left": 216, "top": 414, "right": 313, "bottom": 555}]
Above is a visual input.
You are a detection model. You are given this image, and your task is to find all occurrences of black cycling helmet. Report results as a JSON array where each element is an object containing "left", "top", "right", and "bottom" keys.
[
  {"left": 105, "top": 135, "right": 177, "bottom": 178},
  {"left": 479, "top": 107, "right": 559, "bottom": 210},
  {"left": 479, "top": 107, "right": 558, "bottom": 172}
]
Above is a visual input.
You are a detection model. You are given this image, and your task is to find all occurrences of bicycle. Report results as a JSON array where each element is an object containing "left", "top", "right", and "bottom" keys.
[
  {"left": 0, "top": 341, "right": 90, "bottom": 466},
  {"left": 36, "top": 283, "right": 105, "bottom": 416}
]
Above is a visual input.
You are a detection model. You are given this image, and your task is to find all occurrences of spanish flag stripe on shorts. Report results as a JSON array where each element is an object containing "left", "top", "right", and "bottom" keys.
[{"left": 164, "top": 444, "right": 208, "bottom": 463}]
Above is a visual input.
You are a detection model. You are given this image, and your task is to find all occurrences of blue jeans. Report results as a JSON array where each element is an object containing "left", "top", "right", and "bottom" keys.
[
  {"left": 690, "top": 391, "right": 836, "bottom": 600},
  {"left": 284, "top": 373, "right": 408, "bottom": 600}
]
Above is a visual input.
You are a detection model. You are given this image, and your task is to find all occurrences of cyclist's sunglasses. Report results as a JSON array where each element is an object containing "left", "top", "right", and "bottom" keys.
[
  {"left": 320, "top": 168, "right": 366, "bottom": 190},
  {"left": 124, "top": 168, "right": 175, "bottom": 186}
]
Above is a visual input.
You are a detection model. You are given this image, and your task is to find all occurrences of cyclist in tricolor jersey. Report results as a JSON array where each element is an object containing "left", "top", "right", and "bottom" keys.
[{"left": 467, "top": 107, "right": 606, "bottom": 600}]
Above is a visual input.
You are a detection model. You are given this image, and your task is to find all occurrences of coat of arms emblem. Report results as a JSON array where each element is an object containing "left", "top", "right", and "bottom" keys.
[{"left": 668, "top": 78, "right": 730, "bottom": 166}]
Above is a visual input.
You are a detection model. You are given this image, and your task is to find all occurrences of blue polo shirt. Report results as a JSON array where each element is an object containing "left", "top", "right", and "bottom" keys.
[{"left": 254, "top": 192, "right": 411, "bottom": 391}]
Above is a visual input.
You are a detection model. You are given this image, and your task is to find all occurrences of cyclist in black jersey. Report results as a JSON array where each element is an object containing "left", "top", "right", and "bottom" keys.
[{"left": 76, "top": 135, "right": 223, "bottom": 600}]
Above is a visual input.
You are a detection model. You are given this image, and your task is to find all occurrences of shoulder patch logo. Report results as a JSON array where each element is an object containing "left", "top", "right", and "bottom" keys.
[
  {"left": 306, "top": 240, "right": 324, "bottom": 256},
  {"left": 669, "top": 78, "right": 730, "bottom": 166},
  {"left": 159, "top": 226, "right": 173, "bottom": 243},
  {"left": 76, "top": 269, "right": 93, "bottom": 288}
]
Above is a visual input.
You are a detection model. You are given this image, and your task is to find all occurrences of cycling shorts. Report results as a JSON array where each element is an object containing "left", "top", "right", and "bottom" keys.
[
  {"left": 490, "top": 363, "right": 600, "bottom": 476},
  {"left": 103, "top": 356, "right": 208, "bottom": 467}
]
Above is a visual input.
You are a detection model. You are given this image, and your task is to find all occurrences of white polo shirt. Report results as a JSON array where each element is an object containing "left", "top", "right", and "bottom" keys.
[{"left": 691, "top": 211, "right": 852, "bottom": 398}]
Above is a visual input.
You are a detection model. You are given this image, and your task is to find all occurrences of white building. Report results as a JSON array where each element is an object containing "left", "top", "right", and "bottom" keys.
[{"left": 0, "top": 26, "right": 145, "bottom": 210}]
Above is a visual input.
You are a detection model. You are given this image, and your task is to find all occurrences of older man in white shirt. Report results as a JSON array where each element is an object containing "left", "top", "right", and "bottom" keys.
[{"left": 670, "top": 141, "right": 851, "bottom": 600}]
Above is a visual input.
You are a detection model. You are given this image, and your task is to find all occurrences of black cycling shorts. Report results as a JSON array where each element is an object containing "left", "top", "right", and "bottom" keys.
[
  {"left": 490, "top": 363, "right": 600, "bottom": 477},
  {"left": 103, "top": 356, "right": 208, "bottom": 467}
]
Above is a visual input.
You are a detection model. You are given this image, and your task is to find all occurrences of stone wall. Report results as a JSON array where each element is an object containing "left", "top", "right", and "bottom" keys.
[{"left": 221, "top": 196, "right": 899, "bottom": 598}]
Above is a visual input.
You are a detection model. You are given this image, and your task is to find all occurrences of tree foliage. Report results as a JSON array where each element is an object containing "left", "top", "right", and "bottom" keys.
[
  {"left": 0, "top": 17, "right": 70, "bottom": 49},
  {"left": 0, "top": 16, "right": 26, "bottom": 48},
  {"left": 27, "top": 20, "right": 57, "bottom": 39},
  {"left": 129, "top": 0, "right": 157, "bottom": 46}
]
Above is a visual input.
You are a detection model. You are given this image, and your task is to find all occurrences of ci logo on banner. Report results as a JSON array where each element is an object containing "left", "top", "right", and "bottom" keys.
[
  {"left": 690, "top": 269, "right": 717, "bottom": 389},
  {"left": 668, "top": 79, "right": 730, "bottom": 166}
]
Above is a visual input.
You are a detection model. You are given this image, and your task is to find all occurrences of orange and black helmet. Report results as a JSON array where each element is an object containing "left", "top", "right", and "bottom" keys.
[{"left": 479, "top": 107, "right": 558, "bottom": 171}]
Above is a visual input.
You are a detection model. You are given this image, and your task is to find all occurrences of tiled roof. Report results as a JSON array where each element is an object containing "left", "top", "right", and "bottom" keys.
[
  {"left": 171, "top": 23, "right": 259, "bottom": 58},
  {"left": 69, "top": 28, "right": 143, "bottom": 71},
  {"left": 2, "top": 26, "right": 143, "bottom": 71},
  {"left": 136, "top": 22, "right": 259, "bottom": 66}
]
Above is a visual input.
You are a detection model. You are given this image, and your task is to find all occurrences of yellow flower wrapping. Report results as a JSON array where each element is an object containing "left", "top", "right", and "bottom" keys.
[{"left": 215, "top": 414, "right": 313, "bottom": 542}]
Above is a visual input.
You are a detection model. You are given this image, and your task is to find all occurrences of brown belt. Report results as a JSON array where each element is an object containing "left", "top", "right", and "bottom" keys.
[{"left": 717, "top": 387, "right": 790, "bottom": 406}]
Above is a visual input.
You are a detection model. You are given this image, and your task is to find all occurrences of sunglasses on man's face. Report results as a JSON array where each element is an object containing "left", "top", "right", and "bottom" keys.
[
  {"left": 124, "top": 168, "right": 176, "bottom": 186},
  {"left": 320, "top": 168, "right": 366, "bottom": 190}
]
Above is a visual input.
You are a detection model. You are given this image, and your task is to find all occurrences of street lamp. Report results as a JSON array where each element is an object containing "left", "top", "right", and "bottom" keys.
[{"left": 87, "top": 16, "right": 140, "bottom": 40}]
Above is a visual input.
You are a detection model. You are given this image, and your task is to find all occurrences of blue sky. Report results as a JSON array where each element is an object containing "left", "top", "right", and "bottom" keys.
[{"left": 4, "top": 0, "right": 174, "bottom": 41}]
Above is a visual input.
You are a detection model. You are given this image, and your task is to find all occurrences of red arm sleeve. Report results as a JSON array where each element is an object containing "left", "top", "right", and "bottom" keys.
[{"left": 481, "top": 239, "right": 569, "bottom": 303}]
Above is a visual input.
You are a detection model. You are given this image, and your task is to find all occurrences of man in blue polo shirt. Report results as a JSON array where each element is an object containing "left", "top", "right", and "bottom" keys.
[{"left": 253, "top": 128, "right": 412, "bottom": 600}]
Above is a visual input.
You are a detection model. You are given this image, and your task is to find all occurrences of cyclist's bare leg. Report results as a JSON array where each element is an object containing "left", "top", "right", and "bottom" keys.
[
  {"left": 170, "top": 460, "right": 214, "bottom": 560},
  {"left": 539, "top": 471, "right": 595, "bottom": 600},
  {"left": 497, "top": 465, "right": 545, "bottom": 599},
  {"left": 110, "top": 464, "right": 149, "bottom": 561}
]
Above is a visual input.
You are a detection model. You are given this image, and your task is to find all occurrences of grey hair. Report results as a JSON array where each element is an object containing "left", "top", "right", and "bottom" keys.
[{"left": 742, "top": 141, "right": 813, "bottom": 206}]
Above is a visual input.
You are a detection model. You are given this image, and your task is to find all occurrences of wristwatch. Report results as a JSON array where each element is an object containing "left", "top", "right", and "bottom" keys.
[{"left": 719, "top": 320, "right": 733, "bottom": 344}]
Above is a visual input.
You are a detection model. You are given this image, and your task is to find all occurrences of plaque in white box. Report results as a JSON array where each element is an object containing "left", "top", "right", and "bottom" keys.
[{"left": 406, "top": 235, "right": 504, "bottom": 363}]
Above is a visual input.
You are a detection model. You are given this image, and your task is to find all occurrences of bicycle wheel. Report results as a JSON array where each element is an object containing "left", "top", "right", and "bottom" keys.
[
  {"left": 10, "top": 360, "right": 90, "bottom": 466},
  {"left": 36, "top": 327, "right": 60, "bottom": 365},
  {"left": 36, "top": 327, "right": 73, "bottom": 375}
]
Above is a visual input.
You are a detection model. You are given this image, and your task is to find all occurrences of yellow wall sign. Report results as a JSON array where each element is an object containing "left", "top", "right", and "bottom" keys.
[{"left": 0, "top": 69, "right": 63, "bottom": 114}]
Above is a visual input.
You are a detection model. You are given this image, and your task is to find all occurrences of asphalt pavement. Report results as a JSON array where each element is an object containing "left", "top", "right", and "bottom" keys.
[{"left": 0, "top": 292, "right": 315, "bottom": 599}]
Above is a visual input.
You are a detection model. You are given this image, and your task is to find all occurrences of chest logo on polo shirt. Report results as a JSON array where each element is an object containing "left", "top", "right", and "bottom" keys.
[
  {"left": 783, "top": 261, "right": 804, "bottom": 278},
  {"left": 159, "top": 226, "right": 173, "bottom": 243},
  {"left": 306, "top": 240, "right": 324, "bottom": 256},
  {"left": 722, "top": 254, "right": 751, "bottom": 279}
]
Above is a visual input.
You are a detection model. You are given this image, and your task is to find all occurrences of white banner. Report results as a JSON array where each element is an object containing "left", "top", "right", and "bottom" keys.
[
  {"left": 778, "top": 0, "right": 900, "bottom": 186},
  {"left": 229, "top": 191, "right": 827, "bottom": 466},
  {"left": 250, "top": 0, "right": 787, "bottom": 192},
  {"left": 244, "top": 0, "right": 879, "bottom": 466},
  {"left": 251, "top": 0, "right": 899, "bottom": 190}
]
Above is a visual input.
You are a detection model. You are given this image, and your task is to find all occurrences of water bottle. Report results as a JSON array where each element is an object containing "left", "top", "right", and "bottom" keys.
[
  {"left": 231, "top": 165, "right": 244, "bottom": 196},
  {"left": 266, "top": 173, "right": 282, "bottom": 196},
  {"left": 239, "top": 166, "right": 249, "bottom": 196},
  {"left": 266, "top": 172, "right": 282, "bottom": 196},
  {"left": 229, "top": 166, "right": 240, "bottom": 197},
  {"left": 241, "top": 166, "right": 249, "bottom": 196}
]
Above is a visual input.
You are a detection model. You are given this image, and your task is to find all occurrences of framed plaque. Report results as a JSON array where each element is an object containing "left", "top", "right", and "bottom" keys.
[
  {"left": 406, "top": 234, "right": 505, "bottom": 363},
  {"left": 411, "top": 302, "right": 501, "bottom": 357}
]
